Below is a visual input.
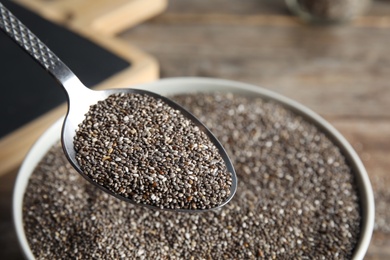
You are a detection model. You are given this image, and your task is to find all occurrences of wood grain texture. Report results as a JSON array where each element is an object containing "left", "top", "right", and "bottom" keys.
[{"left": 1, "top": 0, "right": 390, "bottom": 259}]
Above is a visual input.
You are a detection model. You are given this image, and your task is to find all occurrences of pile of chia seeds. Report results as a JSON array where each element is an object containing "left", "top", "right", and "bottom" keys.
[
  {"left": 23, "top": 92, "right": 361, "bottom": 259},
  {"left": 73, "top": 92, "right": 232, "bottom": 210}
]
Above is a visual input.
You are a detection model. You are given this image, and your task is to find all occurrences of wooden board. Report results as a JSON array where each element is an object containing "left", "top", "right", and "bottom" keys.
[
  {"left": 15, "top": 0, "right": 168, "bottom": 35},
  {"left": 0, "top": 0, "right": 167, "bottom": 176}
]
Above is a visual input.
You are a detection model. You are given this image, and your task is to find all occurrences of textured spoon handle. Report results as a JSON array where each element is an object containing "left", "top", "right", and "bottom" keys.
[{"left": 0, "top": 2, "right": 76, "bottom": 86}]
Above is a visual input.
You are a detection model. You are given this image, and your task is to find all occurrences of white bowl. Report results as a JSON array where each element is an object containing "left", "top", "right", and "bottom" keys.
[{"left": 13, "top": 77, "right": 375, "bottom": 259}]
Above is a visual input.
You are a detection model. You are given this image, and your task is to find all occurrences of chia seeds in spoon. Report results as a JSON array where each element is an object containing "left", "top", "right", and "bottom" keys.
[{"left": 73, "top": 92, "right": 233, "bottom": 210}]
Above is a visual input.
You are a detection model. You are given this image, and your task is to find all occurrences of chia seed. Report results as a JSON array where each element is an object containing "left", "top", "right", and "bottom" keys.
[
  {"left": 73, "top": 92, "right": 232, "bottom": 210},
  {"left": 24, "top": 92, "right": 361, "bottom": 259}
]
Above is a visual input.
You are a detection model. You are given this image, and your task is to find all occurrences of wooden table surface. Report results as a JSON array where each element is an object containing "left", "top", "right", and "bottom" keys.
[{"left": 1, "top": 0, "right": 389, "bottom": 258}]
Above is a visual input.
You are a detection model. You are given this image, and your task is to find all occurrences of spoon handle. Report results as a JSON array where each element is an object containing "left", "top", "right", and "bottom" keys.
[{"left": 0, "top": 2, "right": 83, "bottom": 92}]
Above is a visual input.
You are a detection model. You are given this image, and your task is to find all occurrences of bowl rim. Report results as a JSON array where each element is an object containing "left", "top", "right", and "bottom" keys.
[{"left": 13, "top": 77, "right": 375, "bottom": 260}]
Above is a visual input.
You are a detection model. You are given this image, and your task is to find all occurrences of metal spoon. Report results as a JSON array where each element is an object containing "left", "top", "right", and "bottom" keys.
[{"left": 0, "top": 3, "right": 237, "bottom": 212}]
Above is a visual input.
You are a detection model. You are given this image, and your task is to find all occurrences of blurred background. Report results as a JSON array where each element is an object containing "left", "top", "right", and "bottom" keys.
[{"left": 1, "top": 0, "right": 389, "bottom": 258}]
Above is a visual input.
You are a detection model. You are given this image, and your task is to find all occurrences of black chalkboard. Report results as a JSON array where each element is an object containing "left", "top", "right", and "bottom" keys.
[{"left": 0, "top": 1, "right": 131, "bottom": 138}]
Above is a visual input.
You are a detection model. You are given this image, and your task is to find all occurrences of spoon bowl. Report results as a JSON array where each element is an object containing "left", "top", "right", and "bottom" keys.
[
  {"left": 62, "top": 86, "right": 237, "bottom": 212},
  {"left": 0, "top": 3, "right": 237, "bottom": 212}
]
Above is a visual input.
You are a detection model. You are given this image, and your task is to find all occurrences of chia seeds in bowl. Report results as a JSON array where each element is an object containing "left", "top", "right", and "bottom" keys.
[{"left": 13, "top": 78, "right": 374, "bottom": 259}]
